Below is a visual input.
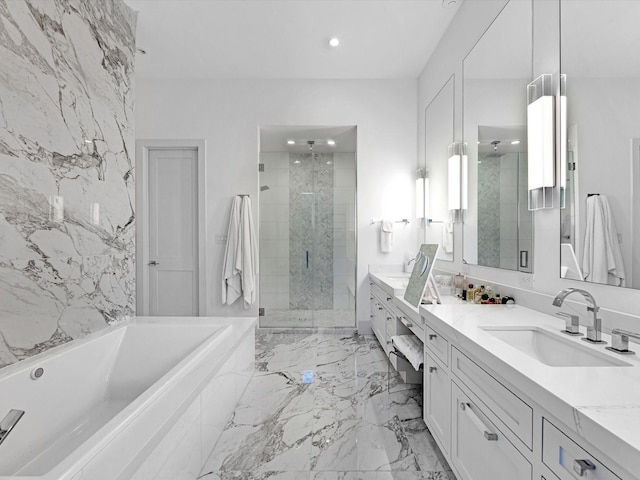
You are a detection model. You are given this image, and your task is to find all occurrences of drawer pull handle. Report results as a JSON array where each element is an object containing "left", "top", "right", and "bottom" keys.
[
  {"left": 398, "top": 316, "right": 413, "bottom": 328},
  {"left": 378, "top": 307, "right": 383, "bottom": 311},
  {"left": 429, "top": 366, "right": 437, "bottom": 373},
  {"left": 573, "top": 459, "right": 596, "bottom": 476},
  {"left": 429, "top": 334, "right": 437, "bottom": 340},
  {"left": 460, "top": 402, "right": 498, "bottom": 441},
  {"left": 387, "top": 317, "right": 393, "bottom": 321},
  {"left": 387, "top": 296, "right": 392, "bottom": 301},
  {"left": 386, "top": 340, "right": 392, "bottom": 345}
]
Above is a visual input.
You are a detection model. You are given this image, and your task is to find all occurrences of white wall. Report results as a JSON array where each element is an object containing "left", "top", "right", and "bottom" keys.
[
  {"left": 418, "top": 0, "right": 640, "bottom": 332},
  {"left": 135, "top": 79, "right": 417, "bottom": 332}
]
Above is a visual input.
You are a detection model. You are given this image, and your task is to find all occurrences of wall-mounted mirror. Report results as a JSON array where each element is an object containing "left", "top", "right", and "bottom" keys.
[
  {"left": 560, "top": 0, "right": 640, "bottom": 289},
  {"left": 462, "top": 0, "right": 533, "bottom": 272},
  {"left": 424, "top": 75, "right": 455, "bottom": 261}
]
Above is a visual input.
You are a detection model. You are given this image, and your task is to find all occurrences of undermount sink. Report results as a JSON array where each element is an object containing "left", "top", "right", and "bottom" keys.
[{"left": 481, "top": 326, "right": 632, "bottom": 367}]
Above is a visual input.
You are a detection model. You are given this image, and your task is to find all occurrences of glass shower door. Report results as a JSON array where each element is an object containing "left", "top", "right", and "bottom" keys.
[{"left": 258, "top": 147, "right": 356, "bottom": 328}]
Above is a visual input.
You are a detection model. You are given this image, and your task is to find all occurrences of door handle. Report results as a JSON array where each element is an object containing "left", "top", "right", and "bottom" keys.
[
  {"left": 306, "top": 251, "right": 309, "bottom": 269},
  {"left": 148, "top": 260, "right": 159, "bottom": 266}
]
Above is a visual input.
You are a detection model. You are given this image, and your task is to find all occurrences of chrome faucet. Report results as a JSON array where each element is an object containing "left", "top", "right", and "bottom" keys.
[
  {"left": 0, "top": 409, "right": 25, "bottom": 447},
  {"left": 552, "top": 288, "right": 606, "bottom": 344}
]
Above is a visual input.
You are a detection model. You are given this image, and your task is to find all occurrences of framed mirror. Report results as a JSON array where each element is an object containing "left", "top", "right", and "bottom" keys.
[
  {"left": 560, "top": 0, "right": 640, "bottom": 289},
  {"left": 462, "top": 0, "right": 534, "bottom": 272},
  {"left": 424, "top": 75, "right": 455, "bottom": 261}
]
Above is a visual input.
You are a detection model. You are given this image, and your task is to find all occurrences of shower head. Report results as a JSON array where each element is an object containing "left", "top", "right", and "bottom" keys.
[
  {"left": 485, "top": 140, "right": 504, "bottom": 158},
  {"left": 260, "top": 185, "right": 270, "bottom": 191}
]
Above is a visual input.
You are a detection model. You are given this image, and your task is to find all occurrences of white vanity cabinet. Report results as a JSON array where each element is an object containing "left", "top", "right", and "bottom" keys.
[
  {"left": 419, "top": 304, "right": 637, "bottom": 480},
  {"left": 451, "top": 382, "right": 532, "bottom": 480},
  {"left": 369, "top": 279, "right": 421, "bottom": 383},
  {"left": 542, "top": 420, "right": 621, "bottom": 480},
  {"left": 424, "top": 352, "right": 450, "bottom": 454},
  {"left": 423, "top": 319, "right": 531, "bottom": 479}
]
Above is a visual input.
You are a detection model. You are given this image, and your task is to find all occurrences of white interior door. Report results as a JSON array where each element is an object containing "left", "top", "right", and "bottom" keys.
[{"left": 147, "top": 148, "right": 198, "bottom": 315}]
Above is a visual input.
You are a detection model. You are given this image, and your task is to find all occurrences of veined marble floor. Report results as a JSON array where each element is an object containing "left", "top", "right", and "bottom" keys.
[{"left": 198, "top": 332, "right": 454, "bottom": 480}]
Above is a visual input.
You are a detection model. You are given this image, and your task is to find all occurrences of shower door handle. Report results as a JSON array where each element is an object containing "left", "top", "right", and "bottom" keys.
[{"left": 306, "top": 251, "right": 309, "bottom": 269}]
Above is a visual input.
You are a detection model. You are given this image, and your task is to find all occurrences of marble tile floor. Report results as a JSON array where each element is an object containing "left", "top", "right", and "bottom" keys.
[
  {"left": 198, "top": 331, "right": 454, "bottom": 480},
  {"left": 259, "top": 310, "right": 356, "bottom": 328}
]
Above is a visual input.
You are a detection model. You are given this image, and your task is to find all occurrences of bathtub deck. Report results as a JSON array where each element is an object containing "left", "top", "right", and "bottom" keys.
[{"left": 17, "top": 399, "right": 129, "bottom": 476}]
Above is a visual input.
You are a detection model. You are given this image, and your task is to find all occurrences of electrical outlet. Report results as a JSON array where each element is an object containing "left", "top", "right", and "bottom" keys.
[{"left": 215, "top": 234, "right": 227, "bottom": 245}]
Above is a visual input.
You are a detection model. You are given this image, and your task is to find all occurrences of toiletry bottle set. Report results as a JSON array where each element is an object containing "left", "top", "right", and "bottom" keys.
[{"left": 462, "top": 283, "right": 514, "bottom": 304}]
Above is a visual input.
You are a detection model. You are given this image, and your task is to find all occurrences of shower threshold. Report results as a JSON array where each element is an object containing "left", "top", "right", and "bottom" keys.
[{"left": 259, "top": 309, "right": 355, "bottom": 328}]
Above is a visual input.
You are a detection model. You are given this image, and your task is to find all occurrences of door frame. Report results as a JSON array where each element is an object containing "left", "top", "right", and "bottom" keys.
[{"left": 135, "top": 139, "right": 207, "bottom": 316}]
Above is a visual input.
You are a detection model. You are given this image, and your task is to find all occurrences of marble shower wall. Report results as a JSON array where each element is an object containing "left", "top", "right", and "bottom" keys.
[
  {"left": 477, "top": 156, "right": 501, "bottom": 268},
  {"left": 0, "top": 0, "right": 136, "bottom": 368},
  {"left": 290, "top": 153, "right": 334, "bottom": 310}
]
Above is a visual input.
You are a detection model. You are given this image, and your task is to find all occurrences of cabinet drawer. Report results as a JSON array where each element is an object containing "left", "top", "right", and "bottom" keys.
[
  {"left": 371, "top": 283, "right": 392, "bottom": 303},
  {"left": 451, "top": 382, "right": 532, "bottom": 480},
  {"left": 425, "top": 325, "right": 449, "bottom": 366},
  {"left": 424, "top": 352, "right": 450, "bottom": 454},
  {"left": 542, "top": 419, "right": 621, "bottom": 480},
  {"left": 452, "top": 347, "right": 532, "bottom": 449}
]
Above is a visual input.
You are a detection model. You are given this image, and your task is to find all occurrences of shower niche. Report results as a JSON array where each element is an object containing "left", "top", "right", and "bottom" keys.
[{"left": 258, "top": 126, "right": 357, "bottom": 328}]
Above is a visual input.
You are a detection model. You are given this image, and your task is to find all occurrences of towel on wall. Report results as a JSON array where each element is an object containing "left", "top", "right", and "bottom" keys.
[
  {"left": 581, "top": 194, "right": 625, "bottom": 286},
  {"left": 442, "top": 221, "right": 454, "bottom": 253},
  {"left": 380, "top": 220, "right": 394, "bottom": 253},
  {"left": 239, "top": 195, "right": 258, "bottom": 308},
  {"left": 222, "top": 196, "right": 242, "bottom": 305},
  {"left": 222, "top": 195, "right": 259, "bottom": 307}
]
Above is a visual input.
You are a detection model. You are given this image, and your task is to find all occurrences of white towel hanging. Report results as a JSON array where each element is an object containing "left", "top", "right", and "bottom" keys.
[
  {"left": 222, "top": 196, "right": 242, "bottom": 305},
  {"left": 581, "top": 194, "right": 625, "bottom": 286},
  {"left": 239, "top": 195, "right": 258, "bottom": 308},
  {"left": 380, "top": 219, "right": 394, "bottom": 253}
]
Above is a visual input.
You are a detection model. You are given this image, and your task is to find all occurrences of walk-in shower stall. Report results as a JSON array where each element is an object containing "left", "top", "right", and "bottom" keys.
[{"left": 258, "top": 126, "right": 357, "bottom": 328}]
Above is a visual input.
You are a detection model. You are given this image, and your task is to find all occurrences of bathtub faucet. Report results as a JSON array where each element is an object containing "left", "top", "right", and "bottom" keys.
[{"left": 0, "top": 409, "right": 25, "bottom": 447}]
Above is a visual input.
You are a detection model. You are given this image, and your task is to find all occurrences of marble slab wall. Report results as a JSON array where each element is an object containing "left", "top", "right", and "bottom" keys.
[
  {"left": 477, "top": 156, "right": 501, "bottom": 268},
  {"left": 0, "top": 0, "right": 137, "bottom": 368}
]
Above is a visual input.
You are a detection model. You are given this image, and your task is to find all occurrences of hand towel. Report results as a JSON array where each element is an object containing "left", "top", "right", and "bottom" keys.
[
  {"left": 239, "top": 195, "right": 258, "bottom": 308},
  {"left": 222, "top": 196, "right": 242, "bottom": 305},
  {"left": 442, "top": 221, "right": 454, "bottom": 253},
  {"left": 391, "top": 335, "right": 423, "bottom": 371},
  {"left": 582, "top": 195, "right": 625, "bottom": 286},
  {"left": 380, "top": 220, "right": 394, "bottom": 253}
]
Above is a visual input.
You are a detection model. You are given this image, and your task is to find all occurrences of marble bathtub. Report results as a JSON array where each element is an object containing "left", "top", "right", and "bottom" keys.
[{"left": 0, "top": 316, "right": 256, "bottom": 480}]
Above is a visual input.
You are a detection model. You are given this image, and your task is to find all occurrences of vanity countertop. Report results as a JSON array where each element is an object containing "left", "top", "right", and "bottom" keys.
[
  {"left": 419, "top": 301, "right": 640, "bottom": 475},
  {"left": 369, "top": 271, "right": 411, "bottom": 296}
]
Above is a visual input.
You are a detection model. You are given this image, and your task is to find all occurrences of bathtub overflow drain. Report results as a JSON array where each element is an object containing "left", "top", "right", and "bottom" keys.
[{"left": 30, "top": 367, "right": 44, "bottom": 380}]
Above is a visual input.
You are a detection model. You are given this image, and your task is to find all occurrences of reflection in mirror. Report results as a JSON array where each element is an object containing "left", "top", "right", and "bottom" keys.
[
  {"left": 462, "top": 0, "right": 533, "bottom": 272},
  {"left": 560, "top": 0, "right": 640, "bottom": 289},
  {"left": 424, "top": 75, "right": 455, "bottom": 261}
]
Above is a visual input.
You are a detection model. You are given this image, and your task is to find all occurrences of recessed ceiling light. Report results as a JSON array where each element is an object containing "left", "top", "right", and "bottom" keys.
[
  {"left": 441, "top": 0, "right": 458, "bottom": 8},
  {"left": 287, "top": 140, "right": 295, "bottom": 145},
  {"left": 327, "top": 139, "right": 336, "bottom": 146},
  {"left": 511, "top": 140, "right": 521, "bottom": 145},
  {"left": 329, "top": 38, "right": 340, "bottom": 47},
  {"left": 294, "top": 160, "right": 301, "bottom": 164}
]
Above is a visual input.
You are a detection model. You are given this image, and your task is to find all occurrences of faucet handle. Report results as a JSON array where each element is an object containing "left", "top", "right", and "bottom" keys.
[
  {"left": 606, "top": 329, "right": 640, "bottom": 355},
  {"left": 556, "top": 312, "right": 583, "bottom": 336}
]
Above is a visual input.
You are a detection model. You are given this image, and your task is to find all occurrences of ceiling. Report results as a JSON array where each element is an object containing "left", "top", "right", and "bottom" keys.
[
  {"left": 125, "top": 0, "right": 462, "bottom": 80},
  {"left": 260, "top": 125, "right": 356, "bottom": 153}
]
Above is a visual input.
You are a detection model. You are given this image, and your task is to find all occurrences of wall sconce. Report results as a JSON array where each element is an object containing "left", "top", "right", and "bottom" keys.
[
  {"left": 527, "top": 73, "right": 555, "bottom": 210},
  {"left": 448, "top": 142, "right": 467, "bottom": 222},
  {"left": 416, "top": 169, "right": 428, "bottom": 219},
  {"left": 559, "top": 74, "right": 567, "bottom": 209}
]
